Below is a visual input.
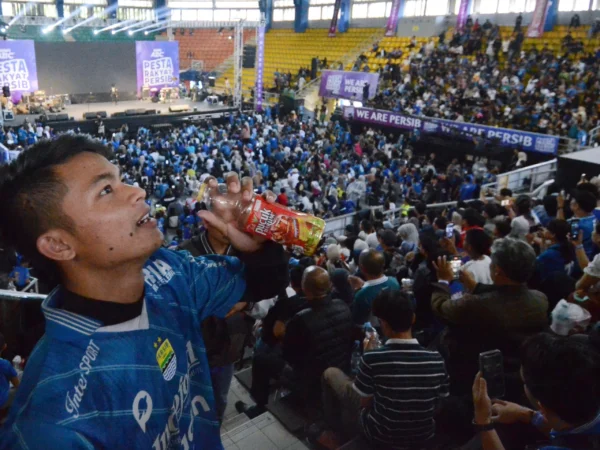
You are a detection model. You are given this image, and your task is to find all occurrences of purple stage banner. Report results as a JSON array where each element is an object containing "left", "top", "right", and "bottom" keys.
[
  {"left": 343, "top": 106, "right": 559, "bottom": 155},
  {"left": 385, "top": 0, "right": 402, "bottom": 37},
  {"left": 319, "top": 70, "right": 379, "bottom": 101},
  {"left": 527, "top": 0, "right": 550, "bottom": 37},
  {"left": 0, "top": 40, "right": 38, "bottom": 104},
  {"left": 329, "top": 0, "right": 342, "bottom": 37},
  {"left": 136, "top": 41, "right": 179, "bottom": 96},
  {"left": 256, "top": 25, "right": 265, "bottom": 112},
  {"left": 456, "top": 0, "right": 470, "bottom": 31}
]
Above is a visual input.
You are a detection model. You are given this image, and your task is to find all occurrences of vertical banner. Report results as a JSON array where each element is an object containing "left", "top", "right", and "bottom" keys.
[
  {"left": 0, "top": 40, "right": 39, "bottom": 104},
  {"left": 328, "top": 0, "right": 342, "bottom": 37},
  {"left": 544, "top": 0, "right": 558, "bottom": 32},
  {"left": 135, "top": 41, "right": 179, "bottom": 97},
  {"left": 456, "top": 0, "right": 470, "bottom": 31},
  {"left": 338, "top": 0, "right": 351, "bottom": 33},
  {"left": 294, "top": 0, "right": 309, "bottom": 33},
  {"left": 255, "top": 25, "right": 265, "bottom": 112},
  {"left": 384, "top": 0, "right": 402, "bottom": 37},
  {"left": 527, "top": 0, "right": 550, "bottom": 37}
]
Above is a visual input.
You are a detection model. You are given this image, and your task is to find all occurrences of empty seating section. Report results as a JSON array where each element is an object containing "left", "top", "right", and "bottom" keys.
[
  {"left": 169, "top": 29, "right": 254, "bottom": 71},
  {"left": 216, "top": 28, "right": 379, "bottom": 92}
]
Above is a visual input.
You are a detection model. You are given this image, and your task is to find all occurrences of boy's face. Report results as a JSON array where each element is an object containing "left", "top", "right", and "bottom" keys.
[{"left": 48, "top": 152, "right": 162, "bottom": 268}]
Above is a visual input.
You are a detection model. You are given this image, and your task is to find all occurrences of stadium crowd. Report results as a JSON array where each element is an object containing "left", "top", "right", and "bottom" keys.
[
  {"left": 356, "top": 20, "right": 600, "bottom": 145},
  {"left": 0, "top": 107, "right": 599, "bottom": 450}
]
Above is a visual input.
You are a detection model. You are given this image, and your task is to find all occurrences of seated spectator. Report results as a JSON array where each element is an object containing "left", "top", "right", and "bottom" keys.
[
  {"left": 237, "top": 266, "right": 353, "bottom": 418},
  {"left": 432, "top": 238, "right": 549, "bottom": 397},
  {"left": 349, "top": 249, "right": 400, "bottom": 326},
  {"left": 319, "top": 290, "right": 449, "bottom": 449},
  {"left": 0, "top": 332, "right": 20, "bottom": 415},
  {"left": 472, "top": 331, "right": 600, "bottom": 449}
]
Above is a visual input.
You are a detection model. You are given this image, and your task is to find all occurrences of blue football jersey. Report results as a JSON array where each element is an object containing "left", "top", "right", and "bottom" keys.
[{"left": 0, "top": 248, "right": 246, "bottom": 450}]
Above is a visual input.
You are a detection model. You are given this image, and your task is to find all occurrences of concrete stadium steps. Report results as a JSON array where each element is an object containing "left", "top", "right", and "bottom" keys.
[{"left": 215, "top": 28, "right": 380, "bottom": 93}]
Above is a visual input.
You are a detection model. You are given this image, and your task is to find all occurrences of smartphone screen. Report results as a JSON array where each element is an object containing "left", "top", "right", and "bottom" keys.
[
  {"left": 479, "top": 350, "right": 505, "bottom": 398},
  {"left": 501, "top": 199, "right": 510, "bottom": 207},
  {"left": 571, "top": 219, "right": 580, "bottom": 240},
  {"left": 450, "top": 257, "right": 462, "bottom": 279},
  {"left": 446, "top": 223, "right": 454, "bottom": 239}
]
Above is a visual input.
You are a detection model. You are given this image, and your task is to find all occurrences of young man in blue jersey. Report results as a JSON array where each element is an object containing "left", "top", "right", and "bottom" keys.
[{"left": 0, "top": 135, "right": 274, "bottom": 449}]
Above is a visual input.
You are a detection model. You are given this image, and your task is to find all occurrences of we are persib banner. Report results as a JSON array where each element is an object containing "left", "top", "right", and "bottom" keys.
[
  {"left": 344, "top": 107, "right": 559, "bottom": 155},
  {"left": 319, "top": 70, "right": 379, "bottom": 101},
  {"left": 136, "top": 41, "right": 179, "bottom": 96},
  {"left": 527, "top": 0, "right": 550, "bottom": 37},
  {"left": 0, "top": 40, "right": 38, "bottom": 103}
]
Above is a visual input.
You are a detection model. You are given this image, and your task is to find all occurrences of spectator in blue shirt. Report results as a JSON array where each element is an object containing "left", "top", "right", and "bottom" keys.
[
  {"left": 0, "top": 332, "right": 20, "bottom": 414},
  {"left": 473, "top": 331, "right": 600, "bottom": 450},
  {"left": 535, "top": 219, "right": 574, "bottom": 283},
  {"left": 9, "top": 261, "right": 31, "bottom": 290},
  {"left": 559, "top": 190, "right": 597, "bottom": 259}
]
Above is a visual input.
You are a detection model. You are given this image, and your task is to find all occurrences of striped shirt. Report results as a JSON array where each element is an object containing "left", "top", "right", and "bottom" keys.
[{"left": 353, "top": 339, "right": 450, "bottom": 449}]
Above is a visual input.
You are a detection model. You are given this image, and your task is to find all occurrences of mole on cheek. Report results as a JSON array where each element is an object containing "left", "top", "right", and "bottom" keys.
[
  {"left": 130, "top": 233, "right": 134, "bottom": 237},
  {"left": 109, "top": 247, "right": 114, "bottom": 251}
]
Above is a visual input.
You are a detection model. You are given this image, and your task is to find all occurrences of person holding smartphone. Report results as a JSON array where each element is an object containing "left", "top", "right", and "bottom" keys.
[
  {"left": 558, "top": 189, "right": 597, "bottom": 259},
  {"left": 472, "top": 332, "right": 600, "bottom": 450}
]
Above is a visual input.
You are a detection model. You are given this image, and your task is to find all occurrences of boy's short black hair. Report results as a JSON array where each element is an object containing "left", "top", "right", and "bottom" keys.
[
  {"left": 434, "top": 216, "right": 448, "bottom": 229},
  {"left": 500, "top": 188, "right": 513, "bottom": 197},
  {"left": 465, "top": 228, "right": 492, "bottom": 256},
  {"left": 462, "top": 208, "right": 485, "bottom": 228},
  {"left": 573, "top": 189, "right": 597, "bottom": 214},
  {"left": 495, "top": 218, "right": 512, "bottom": 238},
  {"left": 0, "top": 136, "right": 114, "bottom": 275},
  {"left": 521, "top": 332, "right": 600, "bottom": 425},
  {"left": 372, "top": 290, "right": 414, "bottom": 332}
]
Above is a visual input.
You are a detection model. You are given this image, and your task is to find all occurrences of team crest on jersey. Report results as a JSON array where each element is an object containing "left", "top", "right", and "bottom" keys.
[{"left": 154, "top": 337, "right": 177, "bottom": 381}]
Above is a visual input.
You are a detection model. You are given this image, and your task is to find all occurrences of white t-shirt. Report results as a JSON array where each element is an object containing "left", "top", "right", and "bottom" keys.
[{"left": 463, "top": 255, "right": 493, "bottom": 284}]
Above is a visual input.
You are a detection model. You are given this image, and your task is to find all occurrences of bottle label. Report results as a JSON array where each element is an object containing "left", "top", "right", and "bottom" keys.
[{"left": 243, "top": 197, "right": 326, "bottom": 256}]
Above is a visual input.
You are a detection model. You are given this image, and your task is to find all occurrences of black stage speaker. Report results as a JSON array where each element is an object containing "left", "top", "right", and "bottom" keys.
[
  {"left": 111, "top": 111, "right": 126, "bottom": 118},
  {"left": 54, "top": 113, "right": 69, "bottom": 121},
  {"left": 243, "top": 45, "right": 257, "bottom": 68},
  {"left": 83, "top": 112, "right": 97, "bottom": 120},
  {"left": 145, "top": 109, "right": 157, "bottom": 115},
  {"left": 208, "top": 77, "right": 216, "bottom": 87},
  {"left": 125, "top": 109, "right": 138, "bottom": 115},
  {"left": 96, "top": 111, "right": 107, "bottom": 119}
]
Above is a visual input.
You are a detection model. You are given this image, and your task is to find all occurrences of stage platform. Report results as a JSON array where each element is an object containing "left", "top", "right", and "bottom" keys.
[{"left": 6, "top": 98, "right": 226, "bottom": 127}]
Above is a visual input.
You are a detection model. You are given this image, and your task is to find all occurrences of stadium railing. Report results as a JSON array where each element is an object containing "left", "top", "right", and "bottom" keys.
[
  {"left": 481, "top": 159, "right": 557, "bottom": 194},
  {"left": 322, "top": 177, "right": 556, "bottom": 237}
]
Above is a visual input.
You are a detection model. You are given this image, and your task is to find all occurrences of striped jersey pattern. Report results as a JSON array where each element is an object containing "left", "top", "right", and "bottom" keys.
[{"left": 353, "top": 338, "right": 450, "bottom": 449}]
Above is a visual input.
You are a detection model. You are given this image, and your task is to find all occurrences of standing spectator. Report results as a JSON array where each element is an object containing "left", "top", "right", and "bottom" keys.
[
  {"left": 277, "top": 188, "right": 289, "bottom": 206},
  {"left": 0, "top": 332, "right": 20, "bottom": 415},
  {"left": 558, "top": 190, "right": 597, "bottom": 259},
  {"left": 515, "top": 13, "right": 523, "bottom": 32},
  {"left": 432, "top": 238, "right": 548, "bottom": 396},
  {"left": 319, "top": 290, "right": 449, "bottom": 449},
  {"left": 569, "top": 13, "right": 581, "bottom": 29},
  {"left": 461, "top": 228, "right": 493, "bottom": 285}
]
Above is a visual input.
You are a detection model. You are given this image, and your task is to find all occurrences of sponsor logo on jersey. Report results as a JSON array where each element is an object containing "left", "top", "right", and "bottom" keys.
[
  {"left": 155, "top": 337, "right": 177, "bottom": 381},
  {"left": 65, "top": 340, "right": 100, "bottom": 419}
]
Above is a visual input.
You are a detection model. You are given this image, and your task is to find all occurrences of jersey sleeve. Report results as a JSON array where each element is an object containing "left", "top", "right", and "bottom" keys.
[
  {"left": 0, "top": 421, "right": 96, "bottom": 450},
  {"left": 0, "top": 359, "right": 17, "bottom": 379},
  {"left": 188, "top": 254, "right": 247, "bottom": 321}
]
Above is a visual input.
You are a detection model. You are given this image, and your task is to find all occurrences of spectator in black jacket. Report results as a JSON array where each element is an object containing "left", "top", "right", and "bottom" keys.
[{"left": 237, "top": 266, "right": 353, "bottom": 418}]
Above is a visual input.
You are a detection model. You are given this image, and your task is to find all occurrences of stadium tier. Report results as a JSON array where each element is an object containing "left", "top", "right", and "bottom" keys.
[{"left": 215, "top": 28, "right": 381, "bottom": 93}]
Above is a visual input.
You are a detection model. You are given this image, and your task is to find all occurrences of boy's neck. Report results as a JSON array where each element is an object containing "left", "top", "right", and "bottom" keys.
[{"left": 62, "top": 262, "right": 146, "bottom": 304}]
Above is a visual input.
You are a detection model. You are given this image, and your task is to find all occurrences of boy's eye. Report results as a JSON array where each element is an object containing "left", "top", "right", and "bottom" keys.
[{"left": 100, "top": 185, "right": 113, "bottom": 197}]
